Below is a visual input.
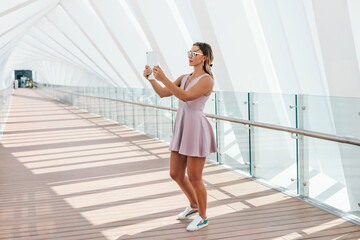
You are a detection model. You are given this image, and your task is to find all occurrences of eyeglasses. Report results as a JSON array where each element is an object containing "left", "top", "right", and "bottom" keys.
[{"left": 187, "top": 51, "right": 204, "bottom": 58}]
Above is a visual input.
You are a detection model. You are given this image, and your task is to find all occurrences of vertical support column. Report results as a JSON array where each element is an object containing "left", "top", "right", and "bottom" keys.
[
  {"left": 249, "top": 92, "right": 256, "bottom": 177},
  {"left": 297, "top": 94, "right": 309, "bottom": 197}
]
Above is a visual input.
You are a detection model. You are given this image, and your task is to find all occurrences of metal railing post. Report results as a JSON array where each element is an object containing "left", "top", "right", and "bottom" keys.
[
  {"left": 249, "top": 92, "right": 256, "bottom": 177},
  {"left": 297, "top": 94, "right": 309, "bottom": 197}
]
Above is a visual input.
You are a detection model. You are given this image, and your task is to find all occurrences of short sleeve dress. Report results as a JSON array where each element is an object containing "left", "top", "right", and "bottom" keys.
[{"left": 169, "top": 73, "right": 217, "bottom": 157}]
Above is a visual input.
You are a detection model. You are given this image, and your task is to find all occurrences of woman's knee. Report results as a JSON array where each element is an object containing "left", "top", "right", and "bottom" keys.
[
  {"left": 170, "top": 170, "right": 184, "bottom": 182},
  {"left": 187, "top": 172, "right": 202, "bottom": 185},
  {"left": 169, "top": 151, "right": 187, "bottom": 182}
]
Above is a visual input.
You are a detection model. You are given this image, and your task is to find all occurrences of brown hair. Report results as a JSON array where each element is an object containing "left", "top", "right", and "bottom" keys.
[{"left": 193, "top": 42, "right": 214, "bottom": 79}]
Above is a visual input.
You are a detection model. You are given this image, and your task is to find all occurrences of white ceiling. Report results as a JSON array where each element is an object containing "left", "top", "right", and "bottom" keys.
[{"left": 1, "top": 0, "right": 360, "bottom": 97}]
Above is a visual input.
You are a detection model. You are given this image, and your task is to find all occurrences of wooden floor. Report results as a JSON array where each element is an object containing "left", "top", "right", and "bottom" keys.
[{"left": 0, "top": 89, "right": 359, "bottom": 240}]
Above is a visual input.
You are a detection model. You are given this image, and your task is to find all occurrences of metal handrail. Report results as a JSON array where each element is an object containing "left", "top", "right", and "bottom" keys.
[{"left": 41, "top": 87, "right": 360, "bottom": 147}]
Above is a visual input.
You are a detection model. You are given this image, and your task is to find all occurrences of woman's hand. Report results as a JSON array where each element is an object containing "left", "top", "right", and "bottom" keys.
[
  {"left": 143, "top": 65, "right": 152, "bottom": 80},
  {"left": 153, "top": 66, "right": 166, "bottom": 82}
]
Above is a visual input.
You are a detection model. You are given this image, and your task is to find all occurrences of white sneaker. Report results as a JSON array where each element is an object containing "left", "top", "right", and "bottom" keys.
[
  {"left": 186, "top": 215, "right": 208, "bottom": 231},
  {"left": 177, "top": 206, "right": 198, "bottom": 220}
]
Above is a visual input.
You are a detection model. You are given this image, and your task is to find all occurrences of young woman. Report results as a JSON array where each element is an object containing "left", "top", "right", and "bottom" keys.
[{"left": 143, "top": 42, "right": 217, "bottom": 231}]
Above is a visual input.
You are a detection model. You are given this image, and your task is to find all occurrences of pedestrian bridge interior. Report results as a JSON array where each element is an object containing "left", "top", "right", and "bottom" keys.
[{"left": 1, "top": 0, "right": 360, "bottom": 239}]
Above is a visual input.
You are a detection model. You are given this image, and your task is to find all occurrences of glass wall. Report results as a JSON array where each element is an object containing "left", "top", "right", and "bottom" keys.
[{"left": 34, "top": 83, "right": 360, "bottom": 220}]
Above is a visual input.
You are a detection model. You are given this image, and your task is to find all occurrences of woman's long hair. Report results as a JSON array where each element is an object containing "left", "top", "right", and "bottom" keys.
[{"left": 193, "top": 42, "right": 214, "bottom": 79}]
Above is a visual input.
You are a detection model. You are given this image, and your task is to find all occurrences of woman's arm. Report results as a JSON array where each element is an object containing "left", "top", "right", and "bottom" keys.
[
  {"left": 149, "top": 75, "right": 183, "bottom": 98},
  {"left": 143, "top": 65, "right": 183, "bottom": 98},
  {"left": 153, "top": 66, "right": 213, "bottom": 102}
]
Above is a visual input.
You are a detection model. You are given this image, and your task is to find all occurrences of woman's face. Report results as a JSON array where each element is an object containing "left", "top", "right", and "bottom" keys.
[{"left": 188, "top": 45, "right": 206, "bottom": 67}]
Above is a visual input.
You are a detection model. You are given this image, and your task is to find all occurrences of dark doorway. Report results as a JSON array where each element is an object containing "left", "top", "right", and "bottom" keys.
[{"left": 14, "top": 70, "right": 33, "bottom": 88}]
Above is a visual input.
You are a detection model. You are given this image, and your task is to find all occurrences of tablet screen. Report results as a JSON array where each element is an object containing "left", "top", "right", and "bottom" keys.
[{"left": 146, "top": 51, "right": 158, "bottom": 79}]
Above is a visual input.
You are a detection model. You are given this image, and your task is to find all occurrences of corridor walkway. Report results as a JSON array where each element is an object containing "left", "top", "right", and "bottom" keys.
[{"left": 0, "top": 88, "right": 359, "bottom": 240}]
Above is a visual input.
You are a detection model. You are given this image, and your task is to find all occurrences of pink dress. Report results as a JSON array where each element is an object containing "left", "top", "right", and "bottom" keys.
[{"left": 169, "top": 73, "right": 217, "bottom": 157}]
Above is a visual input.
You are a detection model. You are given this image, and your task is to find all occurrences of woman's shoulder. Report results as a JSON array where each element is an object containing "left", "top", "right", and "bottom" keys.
[
  {"left": 198, "top": 73, "right": 213, "bottom": 82},
  {"left": 197, "top": 74, "right": 214, "bottom": 89},
  {"left": 182, "top": 73, "right": 192, "bottom": 79},
  {"left": 177, "top": 73, "right": 190, "bottom": 80},
  {"left": 174, "top": 73, "right": 190, "bottom": 86}
]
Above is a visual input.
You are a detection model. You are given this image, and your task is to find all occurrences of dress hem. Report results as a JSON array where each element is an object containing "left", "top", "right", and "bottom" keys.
[{"left": 168, "top": 148, "right": 217, "bottom": 158}]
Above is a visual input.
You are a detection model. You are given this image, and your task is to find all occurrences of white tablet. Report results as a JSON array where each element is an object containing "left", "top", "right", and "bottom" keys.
[{"left": 146, "top": 51, "right": 158, "bottom": 80}]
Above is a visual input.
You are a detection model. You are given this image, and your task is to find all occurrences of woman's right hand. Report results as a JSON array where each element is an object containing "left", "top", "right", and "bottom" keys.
[{"left": 143, "top": 65, "right": 152, "bottom": 80}]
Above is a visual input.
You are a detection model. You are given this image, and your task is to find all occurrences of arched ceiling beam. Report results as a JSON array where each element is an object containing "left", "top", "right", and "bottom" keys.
[
  {"left": 88, "top": 0, "right": 147, "bottom": 88},
  {"left": 0, "top": 0, "right": 42, "bottom": 18},
  {"left": 32, "top": 23, "right": 108, "bottom": 82},
  {"left": 58, "top": 3, "right": 129, "bottom": 87},
  {"left": 45, "top": 16, "right": 118, "bottom": 87}
]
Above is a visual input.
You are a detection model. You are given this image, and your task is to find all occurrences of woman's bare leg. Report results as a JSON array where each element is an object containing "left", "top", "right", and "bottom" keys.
[
  {"left": 169, "top": 151, "right": 198, "bottom": 208},
  {"left": 187, "top": 156, "right": 207, "bottom": 219}
]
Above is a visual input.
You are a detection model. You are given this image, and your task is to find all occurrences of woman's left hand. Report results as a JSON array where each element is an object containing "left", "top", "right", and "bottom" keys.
[{"left": 153, "top": 66, "right": 166, "bottom": 82}]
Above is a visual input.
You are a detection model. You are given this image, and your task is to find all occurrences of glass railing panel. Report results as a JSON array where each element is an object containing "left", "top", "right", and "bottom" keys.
[
  {"left": 217, "top": 91, "right": 248, "bottom": 119},
  {"left": 115, "top": 88, "right": 125, "bottom": 125},
  {"left": 123, "top": 88, "right": 134, "bottom": 128},
  {"left": 155, "top": 93, "right": 170, "bottom": 108},
  {"left": 109, "top": 88, "right": 117, "bottom": 122},
  {"left": 104, "top": 88, "right": 111, "bottom": 120},
  {"left": 133, "top": 88, "right": 145, "bottom": 132},
  {"left": 251, "top": 93, "right": 297, "bottom": 193},
  {"left": 85, "top": 87, "right": 91, "bottom": 113},
  {"left": 303, "top": 136, "right": 360, "bottom": 218},
  {"left": 216, "top": 91, "right": 249, "bottom": 170},
  {"left": 98, "top": 87, "right": 105, "bottom": 118},
  {"left": 157, "top": 108, "right": 172, "bottom": 143},
  {"left": 85, "top": 87, "right": 92, "bottom": 113},
  {"left": 91, "top": 87, "right": 99, "bottom": 116},
  {"left": 301, "top": 95, "right": 360, "bottom": 139},
  {"left": 144, "top": 107, "right": 157, "bottom": 138},
  {"left": 252, "top": 93, "right": 296, "bottom": 127},
  {"left": 79, "top": 87, "right": 85, "bottom": 110},
  {"left": 217, "top": 119, "right": 250, "bottom": 174},
  {"left": 203, "top": 92, "right": 216, "bottom": 115},
  {"left": 132, "top": 88, "right": 144, "bottom": 103},
  {"left": 253, "top": 126, "right": 298, "bottom": 194},
  {"left": 85, "top": 88, "right": 91, "bottom": 112},
  {"left": 80, "top": 87, "right": 85, "bottom": 110},
  {"left": 133, "top": 104, "right": 145, "bottom": 132},
  {"left": 143, "top": 88, "right": 157, "bottom": 104},
  {"left": 77, "top": 87, "right": 82, "bottom": 109},
  {"left": 145, "top": 88, "right": 155, "bottom": 133},
  {"left": 123, "top": 87, "right": 133, "bottom": 101}
]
